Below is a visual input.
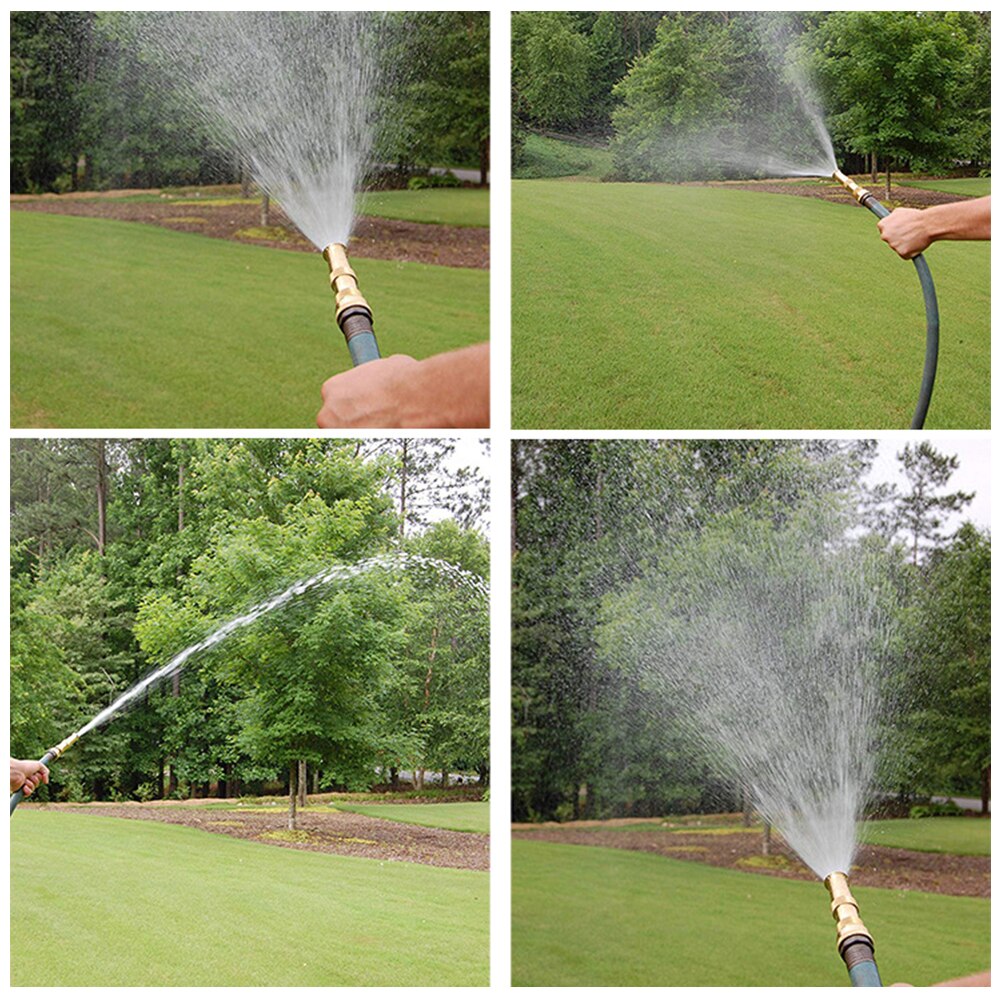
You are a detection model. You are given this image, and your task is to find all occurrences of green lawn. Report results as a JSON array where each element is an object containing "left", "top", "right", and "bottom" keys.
[
  {"left": 860, "top": 817, "right": 990, "bottom": 856},
  {"left": 11, "top": 212, "right": 488, "bottom": 427},
  {"left": 515, "top": 134, "right": 614, "bottom": 180},
  {"left": 11, "top": 811, "right": 488, "bottom": 986},
  {"left": 361, "top": 188, "right": 489, "bottom": 227},
  {"left": 904, "top": 177, "right": 991, "bottom": 197},
  {"left": 512, "top": 180, "right": 989, "bottom": 429},
  {"left": 334, "top": 801, "right": 489, "bottom": 833},
  {"left": 512, "top": 840, "right": 988, "bottom": 986}
]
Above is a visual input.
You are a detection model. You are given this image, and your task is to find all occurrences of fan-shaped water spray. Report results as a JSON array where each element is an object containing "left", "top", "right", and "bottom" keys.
[
  {"left": 129, "top": 11, "right": 387, "bottom": 248},
  {"left": 646, "top": 13, "right": 837, "bottom": 180}
]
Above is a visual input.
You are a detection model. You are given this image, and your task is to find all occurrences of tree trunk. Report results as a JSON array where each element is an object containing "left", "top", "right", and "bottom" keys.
[
  {"left": 95, "top": 439, "right": 108, "bottom": 555},
  {"left": 297, "top": 759, "right": 307, "bottom": 807},
  {"left": 177, "top": 458, "right": 185, "bottom": 532},
  {"left": 415, "top": 768, "right": 425, "bottom": 791},
  {"left": 390, "top": 766, "right": 399, "bottom": 790},
  {"left": 742, "top": 788, "right": 753, "bottom": 828},
  {"left": 260, "top": 193, "right": 270, "bottom": 227},
  {"left": 884, "top": 164, "right": 892, "bottom": 201},
  {"left": 240, "top": 163, "right": 252, "bottom": 199},
  {"left": 870, "top": 151, "right": 877, "bottom": 184},
  {"left": 157, "top": 760, "right": 165, "bottom": 800},
  {"left": 762, "top": 822, "right": 772, "bottom": 856},
  {"left": 479, "top": 137, "right": 489, "bottom": 186},
  {"left": 288, "top": 763, "right": 298, "bottom": 830},
  {"left": 399, "top": 439, "right": 409, "bottom": 538},
  {"left": 167, "top": 765, "right": 177, "bottom": 797},
  {"left": 981, "top": 763, "right": 991, "bottom": 815}
]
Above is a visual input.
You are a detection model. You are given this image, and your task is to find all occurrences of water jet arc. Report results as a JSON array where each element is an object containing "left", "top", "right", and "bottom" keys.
[
  {"left": 825, "top": 870, "right": 882, "bottom": 987},
  {"left": 832, "top": 169, "right": 939, "bottom": 430},
  {"left": 323, "top": 243, "right": 380, "bottom": 366},
  {"left": 9, "top": 732, "right": 83, "bottom": 816}
]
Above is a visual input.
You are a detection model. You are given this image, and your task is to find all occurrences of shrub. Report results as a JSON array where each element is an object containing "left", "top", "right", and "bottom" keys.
[
  {"left": 909, "top": 799, "right": 964, "bottom": 819},
  {"left": 407, "top": 171, "right": 462, "bottom": 190}
]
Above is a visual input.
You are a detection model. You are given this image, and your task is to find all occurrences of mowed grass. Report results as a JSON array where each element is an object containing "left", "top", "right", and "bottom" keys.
[
  {"left": 512, "top": 841, "right": 988, "bottom": 986},
  {"left": 11, "top": 212, "right": 487, "bottom": 427},
  {"left": 11, "top": 811, "right": 488, "bottom": 987},
  {"left": 515, "top": 133, "right": 614, "bottom": 180},
  {"left": 512, "top": 181, "right": 989, "bottom": 429},
  {"left": 904, "top": 177, "right": 991, "bottom": 197},
  {"left": 334, "top": 801, "right": 489, "bottom": 833},
  {"left": 362, "top": 188, "right": 489, "bottom": 227},
  {"left": 860, "top": 817, "right": 990, "bottom": 856}
]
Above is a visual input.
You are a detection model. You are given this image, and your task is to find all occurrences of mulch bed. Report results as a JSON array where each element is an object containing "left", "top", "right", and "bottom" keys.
[
  {"left": 31, "top": 802, "right": 488, "bottom": 871},
  {"left": 513, "top": 821, "right": 988, "bottom": 898},
  {"left": 10, "top": 195, "right": 489, "bottom": 270},
  {"left": 693, "top": 177, "right": 973, "bottom": 209}
]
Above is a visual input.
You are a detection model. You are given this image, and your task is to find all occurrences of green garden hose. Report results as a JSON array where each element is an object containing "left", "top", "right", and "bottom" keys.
[{"left": 832, "top": 170, "right": 939, "bottom": 429}]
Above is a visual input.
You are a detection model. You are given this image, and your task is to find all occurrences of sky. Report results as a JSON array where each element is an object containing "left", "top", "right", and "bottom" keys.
[{"left": 864, "top": 438, "right": 991, "bottom": 532}]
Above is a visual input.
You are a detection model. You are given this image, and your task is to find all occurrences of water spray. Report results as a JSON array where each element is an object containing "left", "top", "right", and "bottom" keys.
[
  {"left": 10, "top": 553, "right": 486, "bottom": 818},
  {"left": 825, "top": 871, "right": 882, "bottom": 987},
  {"left": 323, "top": 242, "right": 380, "bottom": 365},
  {"left": 831, "top": 169, "right": 940, "bottom": 430}
]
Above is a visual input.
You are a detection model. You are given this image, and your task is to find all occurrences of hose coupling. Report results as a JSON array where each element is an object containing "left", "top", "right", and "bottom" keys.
[
  {"left": 322, "top": 242, "right": 372, "bottom": 327},
  {"left": 832, "top": 169, "right": 878, "bottom": 210}
]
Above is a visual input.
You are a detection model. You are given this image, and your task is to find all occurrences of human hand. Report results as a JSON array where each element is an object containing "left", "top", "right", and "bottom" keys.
[
  {"left": 317, "top": 343, "right": 489, "bottom": 429},
  {"left": 317, "top": 354, "right": 422, "bottom": 428},
  {"left": 10, "top": 758, "right": 50, "bottom": 796},
  {"left": 877, "top": 208, "right": 932, "bottom": 259}
]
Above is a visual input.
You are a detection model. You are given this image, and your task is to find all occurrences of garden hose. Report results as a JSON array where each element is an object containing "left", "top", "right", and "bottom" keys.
[
  {"left": 825, "top": 871, "right": 882, "bottom": 987},
  {"left": 10, "top": 731, "right": 82, "bottom": 816},
  {"left": 323, "top": 242, "right": 380, "bottom": 366},
  {"left": 832, "top": 170, "right": 939, "bottom": 429}
]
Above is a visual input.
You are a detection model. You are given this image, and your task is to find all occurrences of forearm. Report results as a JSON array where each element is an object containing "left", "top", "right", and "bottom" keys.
[
  {"left": 921, "top": 196, "right": 991, "bottom": 242},
  {"left": 400, "top": 343, "right": 490, "bottom": 428}
]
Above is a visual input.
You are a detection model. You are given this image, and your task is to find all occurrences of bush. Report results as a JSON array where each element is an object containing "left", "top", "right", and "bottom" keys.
[
  {"left": 407, "top": 171, "right": 462, "bottom": 191},
  {"left": 909, "top": 799, "right": 964, "bottom": 819}
]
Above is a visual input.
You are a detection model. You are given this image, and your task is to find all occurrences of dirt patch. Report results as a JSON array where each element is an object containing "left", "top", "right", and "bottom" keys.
[
  {"left": 33, "top": 802, "right": 488, "bottom": 871},
  {"left": 513, "top": 820, "right": 988, "bottom": 898},
  {"left": 10, "top": 196, "right": 489, "bottom": 270},
  {"left": 691, "top": 177, "right": 974, "bottom": 210}
]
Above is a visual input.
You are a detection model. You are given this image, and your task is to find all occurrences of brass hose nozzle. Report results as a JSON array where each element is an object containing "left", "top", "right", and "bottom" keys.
[
  {"left": 322, "top": 242, "right": 372, "bottom": 326},
  {"left": 824, "top": 871, "right": 874, "bottom": 955},
  {"left": 832, "top": 169, "right": 874, "bottom": 208}
]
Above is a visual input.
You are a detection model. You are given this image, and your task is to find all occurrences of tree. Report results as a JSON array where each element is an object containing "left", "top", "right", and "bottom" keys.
[
  {"left": 512, "top": 13, "right": 594, "bottom": 131},
  {"left": 812, "top": 12, "right": 986, "bottom": 196},
  {"left": 389, "top": 12, "right": 490, "bottom": 182},
  {"left": 392, "top": 521, "right": 489, "bottom": 788},
  {"left": 133, "top": 451, "right": 403, "bottom": 827},
  {"left": 893, "top": 443, "right": 974, "bottom": 565},
  {"left": 896, "top": 524, "right": 990, "bottom": 808}
]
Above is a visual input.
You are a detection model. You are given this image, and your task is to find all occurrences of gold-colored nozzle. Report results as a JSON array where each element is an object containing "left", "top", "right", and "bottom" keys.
[
  {"left": 825, "top": 871, "right": 873, "bottom": 953},
  {"left": 47, "top": 731, "right": 82, "bottom": 761},
  {"left": 322, "top": 243, "right": 371, "bottom": 325},
  {"left": 832, "top": 169, "right": 872, "bottom": 206}
]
